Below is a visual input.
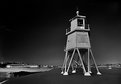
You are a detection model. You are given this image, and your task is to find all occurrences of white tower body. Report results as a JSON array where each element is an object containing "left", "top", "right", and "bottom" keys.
[{"left": 61, "top": 11, "right": 101, "bottom": 76}]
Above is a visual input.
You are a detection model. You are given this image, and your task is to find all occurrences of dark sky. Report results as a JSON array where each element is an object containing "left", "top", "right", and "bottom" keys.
[{"left": 0, "top": 0, "right": 121, "bottom": 65}]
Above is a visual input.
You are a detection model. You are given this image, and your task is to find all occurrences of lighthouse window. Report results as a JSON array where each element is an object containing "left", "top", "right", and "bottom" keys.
[{"left": 78, "top": 19, "right": 83, "bottom": 26}]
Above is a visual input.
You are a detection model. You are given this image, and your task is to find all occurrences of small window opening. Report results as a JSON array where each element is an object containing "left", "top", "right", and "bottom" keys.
[{"left": 78, "top": 19, "right": 83, "bottom": 26}]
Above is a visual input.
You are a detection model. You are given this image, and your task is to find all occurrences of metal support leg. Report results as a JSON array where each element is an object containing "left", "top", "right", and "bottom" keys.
[
  {"left": 88, "top": 48, "right": 90, "bottom": 72},
  {"left": 61, "top": 52, "right": 67, "bottom": 72},
  {"left": 63, "top": 55, "right": 70, "bottom": 75},
  {"left": 71, "top": 63, "right": 76, "bottom": 73},
  {"left": 62, "top": 51, "right": 69, "bottom": 75},
  {"left": 61, "top": 52, "right": 67, "bottom": 74},
  {"left": 88, "top": 48, "right": 91, "bottom": 74},
  {"left": 66, "top": 49, "right": 75, "bottom": 74},
  {"left": 77, "top": 48, "right": 88, "bottom": 76},
  {"left": 84, "top": 48, "right": 91, "bottom": 76},
  {"left": 90, "top": 49, "right": 101, "bottom": 75},
  {"left": 74, "top": 60, "right": 80, "bottom": 66},
  {"left": 71, "top": 61, "right": 76, "bottom": 73}
]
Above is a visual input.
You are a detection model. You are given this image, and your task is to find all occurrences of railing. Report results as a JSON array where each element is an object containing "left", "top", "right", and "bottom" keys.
[
  {"left": 66, "top": 24, "right": 90, "bottom": 34},
  {"left": 66, "top": 28, "right": 70, "bottom": 34}
]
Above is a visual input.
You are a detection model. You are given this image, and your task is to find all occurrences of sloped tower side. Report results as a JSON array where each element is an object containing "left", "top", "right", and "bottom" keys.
[{"left": 61, "top": 11, "right": 101, "bottom": 76}]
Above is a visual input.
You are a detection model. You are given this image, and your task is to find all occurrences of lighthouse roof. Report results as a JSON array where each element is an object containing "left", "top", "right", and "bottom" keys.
[{"left": 69, "top": 11, "right": 86, "bottom": 21}]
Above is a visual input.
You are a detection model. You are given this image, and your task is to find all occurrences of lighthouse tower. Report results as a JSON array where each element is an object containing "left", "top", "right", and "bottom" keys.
[{"left": 61, "top": 11, "right": 101, "bottom": 76}]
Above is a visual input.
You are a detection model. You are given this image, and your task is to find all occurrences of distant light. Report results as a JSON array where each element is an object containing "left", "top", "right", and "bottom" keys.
[
  {"left": 6, "top": 65, "right": 11, "bottom": 68},
  {"left": 108, "top": 66, "right": 112, "bottom": 69}
]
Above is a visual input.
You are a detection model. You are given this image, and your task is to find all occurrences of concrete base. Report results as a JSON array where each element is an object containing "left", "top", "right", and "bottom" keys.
[
  {"left": 61, "top": 71, "right": 64, "bottom": 74},
  {"left": 89, "top": 71, "right": 92, "bottom": 73},
  {"left": 63, "top": 72, "right": 68, "bottom": 75},
  {"left": 72, "top": 70, "right": 76, "bottom": 73},
  {"left": 97, "top": 72, "right": 101, "bottom": 75},
  {"left": 84, "top": 72, "right": 91, "bottom": 76}
]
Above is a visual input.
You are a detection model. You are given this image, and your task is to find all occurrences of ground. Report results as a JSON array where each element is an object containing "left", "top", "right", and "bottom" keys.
[{"left": 3, "top": 67, "right": 121, "bottom": 84}]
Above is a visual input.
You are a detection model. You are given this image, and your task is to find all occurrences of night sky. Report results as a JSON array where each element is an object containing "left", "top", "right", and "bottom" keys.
[{"left": 0, "top": 0, "right": 121, "bottom": 65}]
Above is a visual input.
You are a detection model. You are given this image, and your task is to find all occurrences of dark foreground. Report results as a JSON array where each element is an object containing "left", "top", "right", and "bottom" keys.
[{"left": 4, "top": 68, "right": 121, "bottom": 84}]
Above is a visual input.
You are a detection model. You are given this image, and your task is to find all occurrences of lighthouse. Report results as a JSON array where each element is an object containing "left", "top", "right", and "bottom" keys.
[{"left": 61, "top": 11, "right": 101, "bottom": 76}]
